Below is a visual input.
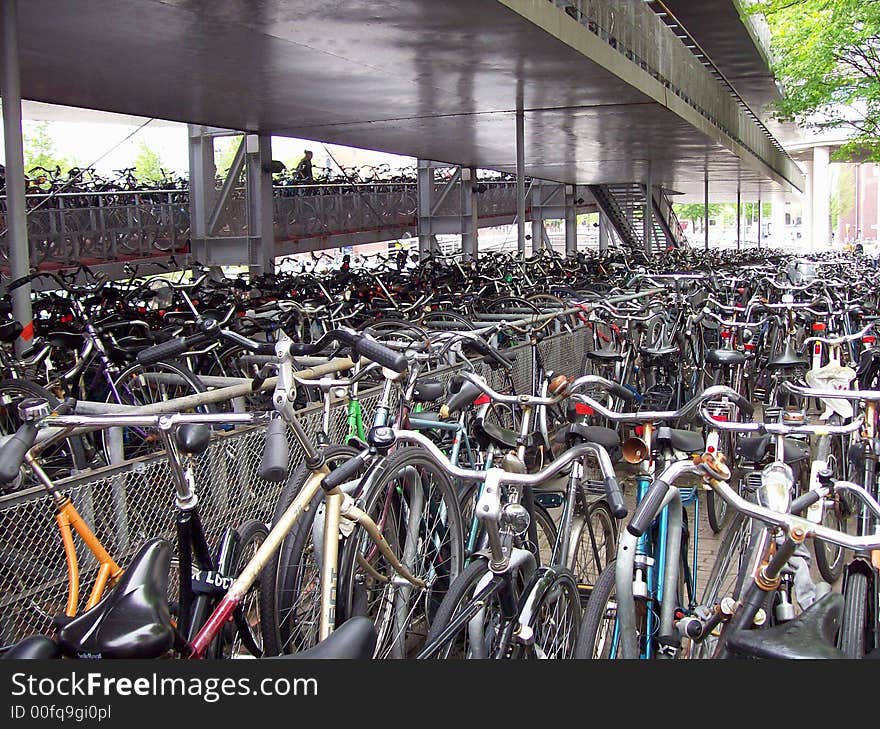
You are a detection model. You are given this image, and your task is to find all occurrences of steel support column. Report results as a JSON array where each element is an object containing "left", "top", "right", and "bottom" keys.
[
  {"left": 461, "top": 167, "right": 478, "bottom": 259},
  {"left": 757, "top": 191, "right": 762, "bottom": 249},
  {"left": 2, "top": 0, "right": 32, "bottom": 353},
  {"left": 598, "top": 210, "right": 609, "bottom": 252},
  {"left": 564, "top": 185, "right": 577, "bottom": 256},
  {"left": 703, "top": 169, "right": 709, "bottom": 251},
  {"left": 736, "top": 184, "right": 741, "bottom": 251},
  {"left": 531, "top": 182, "right": 545, "bottom": 255},
  {"left": 246, "top": 134, "right": 275, "bottom": 274},
  {"left": 812, "top": 146, "right": 831, "bottom": 250},
  {"left": 644, "top": 165, "right": 653, "bottom": 256},
  {"left": 417, "top": 159, "right": 436, "bottom": 258},
  {"left": 516, "top": 110, "right": 526, "bottom": 257},
  {"left": 771, "top": 190, "right": 786, "bottom": 247}
]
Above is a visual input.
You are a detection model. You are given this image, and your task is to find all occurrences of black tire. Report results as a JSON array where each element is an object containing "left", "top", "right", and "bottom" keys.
[
  {"left": 0, "top": 378, "right": 88, "bottom": 485},
  {"left": 814, "top": 427, "right": 849, "bottom": 584},
  {"left": 531, "top": 503, "right": 557, "bottom": 567},
  {"left": 574, "top": 560, "right": 619, "bottom": 658},
  {"left": 336, "top": 447, "right": 464, "bottom": 658},
  {"left": 423, "top": 556, "right": 529, "bottom": 659},
  {"left": 569, "top": 499, "right": 617, "bottom": 592},
  {"left": 522, "top": 568, "right": 582, "bottom": 659},
  {"left": 838, "top": 571, "right": 869, "bottom": 658},
  {"left": 258, "top": 445, "right": 360, "bottom": 656},
  {"left": 102, "top": 360, "right": 212, "bottom": 463},
  {"left": 223, "top": 518, "right": 268, "bottom": 658},
  {"left": 705, "top": 490, "right": 728, "bottom": 535}
]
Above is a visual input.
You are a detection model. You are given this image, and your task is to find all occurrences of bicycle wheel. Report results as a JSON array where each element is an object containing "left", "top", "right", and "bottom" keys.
[
  {"left": 574, "top": 560, "right": 619, "bottom": 658},
  {"left": 0, "top": 379, "right": 88, "bottom": 485},
  {"left": 838, "top": 570, "right": 869, "bottom": 658},
  {"left": 259, "top": 445, "right": 360, "bottom": 656},
  {"left": 569, "top": 499, "right": 617, "bottom": 592},
  {"left": 522, "top": 567, "right": 581, "bottom": 659},
  {"left": 423, "top": 556, "right": 529, "bottom": 659},
  {"left": 222, "top": 518, "right": 268, "bottom": 658},
  {"left": 102, "top": 360, "right": 212, "bottom": 463},
  {"left": 814, "top": 425, "right": 850, "bottom": 583},
  {"left": 337, "top": 447, "right": 464, "bottom": 658}
]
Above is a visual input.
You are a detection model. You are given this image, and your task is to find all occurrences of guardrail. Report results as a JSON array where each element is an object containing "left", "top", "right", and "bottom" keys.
[{"left": 0, "top": 324, "right": 593, "bottom": 645}]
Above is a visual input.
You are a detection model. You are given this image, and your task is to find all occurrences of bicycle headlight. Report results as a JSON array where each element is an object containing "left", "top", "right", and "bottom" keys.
[{"left": 758, "top": 462, "right": 793, "bottom": 513}]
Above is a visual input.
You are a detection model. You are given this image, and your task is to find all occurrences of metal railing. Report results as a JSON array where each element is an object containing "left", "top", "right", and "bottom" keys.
[{"left": 0, "top": 326, "right": 593, "bottom": 644}]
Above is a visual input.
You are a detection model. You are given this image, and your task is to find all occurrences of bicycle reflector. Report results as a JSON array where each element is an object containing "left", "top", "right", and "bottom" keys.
[
  {"left": 575, "top": 402, "right": 594, "bottom": 416},
  {"left": 812, "top": 322, "right": 827, "bottom": 332},
  {"left": 473, "top": 394, "right": 491, "bottom": 406},
  {"left": 864, "top": 335, "right": 876, "bottom": 345},
  {"left": 758, "top": 462, "right": 793, "bottom": 513}
]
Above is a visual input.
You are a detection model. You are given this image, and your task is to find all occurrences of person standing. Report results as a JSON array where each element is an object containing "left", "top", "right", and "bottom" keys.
[{"left": 295, "top": 150, "right": 314, "bottom": 182}]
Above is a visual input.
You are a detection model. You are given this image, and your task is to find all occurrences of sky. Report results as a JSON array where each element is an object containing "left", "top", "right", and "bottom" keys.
[{"left": 0, "top": 101, "right": 413, "bottom": 178}]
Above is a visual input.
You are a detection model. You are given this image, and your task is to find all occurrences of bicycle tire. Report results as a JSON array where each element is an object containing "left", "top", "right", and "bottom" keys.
[
  {"left": 574, "top": 560, "right": 618, "bottom": 658},
  {"left": 569, "top": 499, "right": 617, "bottom": 592},
  {"left": 814, "top": 424, "right": 849, "bottom": 583},
  {"left": 838, "top": 571, "right": 868, "bottom": 658},
  {"left": 258, "top": 445, "right": 359, "bottom": 656},
  {"left": 223, "top": 518, "right": 268, "bottom": 658},
  {"left": 521, "top": 567, "right": 581, "bottom": 659},
  {"left": 336, "top": 447, "right": 464, "bottom": 658}
]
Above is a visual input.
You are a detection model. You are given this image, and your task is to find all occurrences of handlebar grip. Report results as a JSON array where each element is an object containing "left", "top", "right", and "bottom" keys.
[
  {"left": 627, "top": 479, "right": 670, "bottom": 537},
  {"left": 732, "top": 393, "right": 754, "bottom": 417},
  {"left": 54, "top": 397, "right": 77, "bottom": 416},
  {"left": 322, "top": 454, "right": 365, "bottom": 491},
  {"left": 604, "top": 476, "right": 628, "bottom": 519},
  {"left": 789, "top": 490, "right": 820, "bottom": 515},
  {"left": 350, "top": 335, "right": 408, "bottom": 373},
  {"left": 255, "top": 342, "right": 277, "bottom": 356},
  {"left": 257, "top": 418, "right": 289, "bottom": 483},
  {"left": 137, "top": 334, "right": 207, "bottom": 365},
  {"left": 470, "top": 339, "right": 514, "bottom": 369},
  {"left": 0, "top": 422, "right": 37, "bottom": 484},
  {"left": 443, "top": 379, "right": 484, "bottom": 414},
  {"left": 610, "top": 383, "right": 635, "bottom": 405}
]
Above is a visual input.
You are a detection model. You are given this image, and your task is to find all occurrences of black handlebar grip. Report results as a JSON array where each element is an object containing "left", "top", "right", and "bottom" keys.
[
  {"left": 256, "top": 341, "right": 277, "bottom": 356},
  {"left": 444, "top": 379, "right": 484, "bottom": 414},
  {"left": 610, "top": 383, "right": 636, "bottom": 405},
  {"left": 137, "top": 336, "right": 189, "bottom": 365},
  {"left": 287, "top": 341, "right": 319, "bottom": 356},
  {"left": 733, "top": 393, "right": 754, "bottom": 417},
  {"left": 627, "top": 479, "right": 670, "bottom": 537},
  {"left": 789, "top": 490, "right": 821, "bottom": 515},
  {"left": 0, "top": 422, "right": 37, "bottom": 484},
  {"left": 257, "top": 418, "right": 288, "bottom": 483},
  {"left": 351, "top": 336, "right": 408, "bottom": 373},
  {"left": 322, "top": 454, "right": 364, "bottom": 491},
  {"left": 471, "top": 339, "right": 514, "bottom": 369},
  {"left": 604, "top": 476, "right": 628, "bottom": 519}
]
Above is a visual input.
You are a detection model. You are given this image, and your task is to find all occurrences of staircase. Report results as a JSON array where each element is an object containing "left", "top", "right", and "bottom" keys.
[{"left": 588, "top": 183, "right": 687, "bottom": 252}]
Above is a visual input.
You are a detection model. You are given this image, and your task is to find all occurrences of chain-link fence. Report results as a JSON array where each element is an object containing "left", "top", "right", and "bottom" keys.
[{"left": 0, "top": 328, "right": 591, "bottom": 644}]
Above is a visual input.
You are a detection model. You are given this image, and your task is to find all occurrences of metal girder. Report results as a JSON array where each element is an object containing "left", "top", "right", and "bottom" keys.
[
  {"left": 2, "top": 0, "right": 32, "bottom": 353},
  {"left": 564, "top": 184, "right": 577, "bottom": 256},
  {"left": 417, "top": 159, "right": 478, "bottom": 259},
  {"left": 189, "top": 128, "right": 275, "bottom": 273}
]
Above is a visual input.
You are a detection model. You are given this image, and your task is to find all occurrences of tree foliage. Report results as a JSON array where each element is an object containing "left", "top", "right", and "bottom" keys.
[
  {"left": 133, "top": 140, "right": 165, "bottom": 182},
  {"left": 751, "top": 0, "right": 880, "bottom": 160},
  {"left": 22, "top": 122, "right": 77, "bottom": 176}
]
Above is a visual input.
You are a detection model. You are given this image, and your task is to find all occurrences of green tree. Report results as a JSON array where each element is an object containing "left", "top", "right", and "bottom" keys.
[
  {"left": 214, "top": 136, "right": 244, "bottom": 178},
  {"left": 750, "top": 0, "right": 880, "bottom": 160},
  {"left": 133, "top": 140, "right": 165, "bottom": 182},
  {"left": 22, "top": 121, "right": 76, "bottom": 177}
]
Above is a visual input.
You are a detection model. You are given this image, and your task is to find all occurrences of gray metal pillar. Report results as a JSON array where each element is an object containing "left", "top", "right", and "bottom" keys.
[
  {"left": 812, "top": 146, "right": 831, "bottom": 250},
  {"left": 461, "top": 167, "right": 478, "bottom": 259},
  {"left": 516, "top": 110, "right": 526, "bottom": 257},
  {"left": 531, "top": 183, "right": 544, "bottom": 255},
  {"left": 2, "top": 0, "right": 33, "bottom": 353},
  {"left": 598, "top": 211, "right": 609, "bottom": 252},
  {"left": 703, "top": 169, "right": 709, "bottom": 251},
  {"left": 246, "top": 134, "right": 275, "bottom": 274},
  {"left": 643, "top": 165, "right": 653, "bottom": 255},
  {"left": 564, "top": 185, "right": 577, "bottom": 256},
  {"left": 736, "top": 184, "right": 741, "bottom": 251},
  {"left": 757, "top": 192, "right": 763, "bottom": 250},
  {"left": 187, "top": 125, "right": 217, "bottom": 243},
  {"left": 417, "top": 159, "right": 433, "bottom": 258}
]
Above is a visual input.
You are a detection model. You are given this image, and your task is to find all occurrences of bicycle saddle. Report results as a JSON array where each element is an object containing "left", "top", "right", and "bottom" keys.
[
  {"left": 175, "top": 423, "right": 212, "bottom": 456},
  {"left": 2, "top": 635, "right": 62, "bottom": 660},
  {"left": 736, "top": 434, "right": 810, "bottom": 463},
  {"left": 0, "top": 319, "right": 23, "bottom": 344},
  {"left": 476, "top": 418, "right": 531, "bottom": 451},
  {"left": 412, "top": 379, "right": 445, "bottom": 404},
  {"left": 640, "top": 344, "right": 679, "bottom": 359},
  {"left": 767, "top": 342, "right": 808, "bottom": 370},
  {"left": 554, "top": 423, "right": 620, "bottom": 461},
  {"left": 705, "top": 349, "right": 746, "bottom": 367},
  {"left": 726, "top": 592, "right": 845, "bottom": 659},
  {"left": 46, "top": 331, "right": 84, "bottom": 349},
  {"left": 655, "top": 426, "right": 704, "bottom": 454},
  {"left": 58, "top": 538, "right": 175, "bottom": 659},
  {"left": 279, "top": 616, "right": 376, "bottom": 660},
  {"left": 585, "top": 349, "right": 624, "bottom": 361}
]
